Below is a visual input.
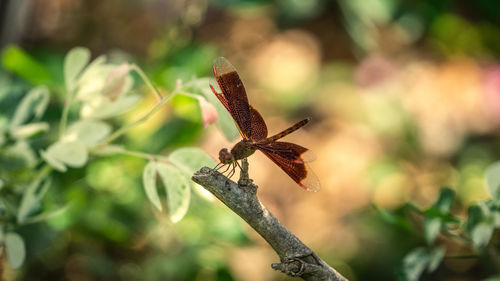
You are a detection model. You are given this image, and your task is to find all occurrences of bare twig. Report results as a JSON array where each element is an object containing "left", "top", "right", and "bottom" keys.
[{"left": 192, "top": 159, "right": 348, "bottom": 281}]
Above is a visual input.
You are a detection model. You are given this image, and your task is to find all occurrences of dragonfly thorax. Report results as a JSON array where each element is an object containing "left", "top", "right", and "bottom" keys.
[
  {"left": 230, "top": 140, "right": 256, "bottom": 161},
  {"left": 218, "top": 140, "right": 257, "bottom": 164}
]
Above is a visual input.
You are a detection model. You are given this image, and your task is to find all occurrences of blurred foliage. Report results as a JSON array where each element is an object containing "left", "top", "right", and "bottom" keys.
[
  {"left": 0, "top": 46, "right": 243, "bottom": 281},
  {"left": 1, "top": 0, "right": 500, "bottom": 280}
]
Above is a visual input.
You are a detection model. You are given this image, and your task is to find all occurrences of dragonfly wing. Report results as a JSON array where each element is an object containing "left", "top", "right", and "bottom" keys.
[
  {"left": 255, "top": 141, "right": 320, "bottom": 191},
  {"left": 249, "top": 105, "right": 268, "bottom": 141},
  {"left": 214, "top": 57, "right": 252, "bottom": 140}
]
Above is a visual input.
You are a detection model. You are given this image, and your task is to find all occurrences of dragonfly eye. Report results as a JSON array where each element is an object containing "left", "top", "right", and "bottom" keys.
[{"left": 219, "top": 148, "right": 233, "bottom": 163}]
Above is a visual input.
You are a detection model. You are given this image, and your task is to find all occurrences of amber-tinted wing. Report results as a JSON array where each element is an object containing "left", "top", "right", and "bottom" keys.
[
  {"left": 212, "top": 57, "right": 268, "bottom": 141},
  {"left": 249, "top": 105, "right": 268, "bottom": 141},
  {"left": 254, "top": 141, "right": 320, "bottom": 191},
  {"left": 213, "top": 57, "right": 252, "bottom": 140}
]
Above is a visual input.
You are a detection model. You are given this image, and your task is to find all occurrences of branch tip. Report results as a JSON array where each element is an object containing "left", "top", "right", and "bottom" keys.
[{"left": 191, "top": 164, "right": 349, "bottom": 281}]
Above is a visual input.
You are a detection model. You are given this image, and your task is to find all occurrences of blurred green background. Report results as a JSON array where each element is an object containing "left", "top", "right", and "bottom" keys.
[{"left": 1, "top": 0, "right": 500, "bottom": 280}]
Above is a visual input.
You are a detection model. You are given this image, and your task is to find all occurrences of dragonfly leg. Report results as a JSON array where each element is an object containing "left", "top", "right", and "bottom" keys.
[
  {"left": 235, "top": 160, "right": 243, "bottom": 171},
  {"left": 213, "top": 162, "right": 224, "bottom": 170},
  {"left": 227, "top": 163, "right": 237, "bottom": 179},
  {"left": 220, "top": 163, "right": 232, "bottom": 174}
]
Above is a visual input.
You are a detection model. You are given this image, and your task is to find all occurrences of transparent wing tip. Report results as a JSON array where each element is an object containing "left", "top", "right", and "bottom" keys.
[
  {"left": 300, "top": 164, "right": 321, "bottom": 192},
  {"left": 213, "top": 57, "right": 236, "bottom": 76}
]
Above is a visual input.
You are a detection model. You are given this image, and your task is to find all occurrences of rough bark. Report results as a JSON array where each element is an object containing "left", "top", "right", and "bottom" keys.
[{"left": 192, "top": 159, "right": 348, "bottom": 281}]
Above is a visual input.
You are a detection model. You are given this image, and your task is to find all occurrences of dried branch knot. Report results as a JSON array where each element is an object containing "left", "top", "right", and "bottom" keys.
[{"left": 271, "top": 258, "right": 306, "bottom": 276}]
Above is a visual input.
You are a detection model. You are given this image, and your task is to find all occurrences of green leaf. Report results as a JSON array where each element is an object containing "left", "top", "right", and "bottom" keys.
[
  {"left": 401, "top": 248, "right": 430, "bottom": 281},
  {"left": 171, "top": 93, "right": 202, "bottom": 123},
  {"left": 143, "top": 161, "right": 162, "bottom": 211},
  {"left": 40, "top": 150, "right": 67, "bottom": 172},
  {"left": 74, "top": 55, "right": 109, "bottom": 101},
  {"left": 399, "top": 246, "right": 445, "bottom": 280},
  {"left": 479, "top": 201, "right": 492, "bottom": 217},
  {"left": 168, "top": 147, "right": 216, "bottom": 201},
  {"left": 195, "top": 78, "right": 239, "bottom": 140},
  {"left": 422, "top": 189, "right": 458, "bottom": 244},
  {"left": 471, "top": 222, "right": 494, "bottom": 248},
  {"left": 5, "top": 232, "right": 26, "bottom": 269},
  {"left": 156, "top": 163, "right": 191, "bottom": 223},
  {"left": 21, "top": 204, "right": 71, "bottom": 225},
  {"left": 373, "top": 204, "right": 413, "bottom": 232},
  {"left": 0, "top": 72, "right": 12, "bottom": 102},
  {"left": 466, "top": 204, "right": 495, "bottom": 248},
  {"left": 1, "top": 141, "right": 38, "bottom": 170},
  {"left": 421, "top": 189, "right": 455, "bottom": 244},
  {"left": 17, "top": 177, "right": 51, "bottom": 223},
  {"left": 80, "top": 94, "right": 140, "bottom": 119},
  {"left": 1, "top": 45, "right": 52, "bottom": 85},
  {"left": 10, "top": 122, "right": 49, "bottom": 139},
  {"left": 64, "top": 120, "right": 111, "bottom": 147},
  {"left": 434, "top": 188, "right": 455, "bottom": 213},
  {"left": 168, "top": 147, "right": 216, "bottom": 176},
  {"left": 43, "top": 140, "right": 88, "bottom": 168},
  {"left": 64, "top": 47, "right": 91, "bottom": 92},
  {"left": 422, "top": 209, "right": 459, "bottom": 223},
  {"left": 10, "top": 86, "right": 50, "bottom": 129},
  {"left": 486, "top": 161, "right": 500, "bottom": 199},
  {"left": 424, "top": 217, "right": 441, "bottom": 244},
  {"left": 427, "top": 246, "right": 446, "bottom": 272},
  {"left": 466, "top": 205, "right": 483, "bottom": 233},
  {"left": 493, "top": 211, "right": 500, "bottom": 228}
]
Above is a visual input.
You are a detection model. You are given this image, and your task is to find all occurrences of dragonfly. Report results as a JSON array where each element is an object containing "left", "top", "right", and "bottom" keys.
[{"left": 210, "top": 57, "right": 320, "bottom": 192}]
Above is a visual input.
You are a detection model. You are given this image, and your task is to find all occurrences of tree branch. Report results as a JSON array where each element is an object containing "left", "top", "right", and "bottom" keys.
[{"left": 192, "top": 159, "right": 348, "bottom": 281}]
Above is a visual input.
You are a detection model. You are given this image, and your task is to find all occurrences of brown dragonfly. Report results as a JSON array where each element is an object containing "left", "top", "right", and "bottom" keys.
[{"left": 210, "top": 57, "right": 320, "bottom": 191}]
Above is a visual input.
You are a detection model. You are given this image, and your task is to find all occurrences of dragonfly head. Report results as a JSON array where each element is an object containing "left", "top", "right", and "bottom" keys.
[{"left": 219, "top": 148, "right": 233, "bottom": 164}]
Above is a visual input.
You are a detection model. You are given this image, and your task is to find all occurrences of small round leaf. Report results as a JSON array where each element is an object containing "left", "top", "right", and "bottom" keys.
[
  {"left": 427, "top": 246, "right": 446, "bottom": 272},
  {"left": 45, "top": 140, "right": 88, "bottom": 167},
  {"left": 41, "top": 150, "right": 67, "bottom": 172},
  {"left": 168, "top": 147, "right": 216, "bottom": 176},
  {"left": 64, "top": 47, "right": 91, "bottom": 92},
  {"left": 5, "top": 232, "right": 26, "bottom": 269},
  {"left": 10, "top": 86, "right": 50, "bottom": 128},
  {"left": 156, "top": 163, "right": 191, "bottom": 223},
  {"left": 401, "top": 248, "right": 430, "bottom": 281},
  {"left": 64, "top": 120, "right": 111, "bottom": 147},
  {"left": 143, "top": 161, "right": 162, "bottom": 211},
  {"left": 471, "top": 222, "right": 494, "bottom": 248}
]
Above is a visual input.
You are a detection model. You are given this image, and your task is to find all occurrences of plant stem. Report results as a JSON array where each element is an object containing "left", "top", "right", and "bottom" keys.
[
  {"left": 92, "top": 145, "right": 169, "bottom": 161},
  {"left": 98, "top": 94, "right": 174, "bottom": 145},
  {"left": 0, "top": 164, "right": 52, "bottom": 219},
  {"left": 131, "top": 64, "right": 163, "bottom": 100},
  {"left": 97, "top": 63, "right": 185, "bottom": 146},
  {"left": 35, "top": 164, "right": 53, "bottom": 182},
  {"left": 58, "top": 90, "right": 73, "bottom": 138}
]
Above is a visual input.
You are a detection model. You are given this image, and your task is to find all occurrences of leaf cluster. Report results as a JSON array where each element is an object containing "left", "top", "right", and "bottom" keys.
[
  {"left": 377, "top": 179, "right": 500, "bottom": 281},
  {"left": 0, "top": 46, "right": 235, "bottom": 271}
]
